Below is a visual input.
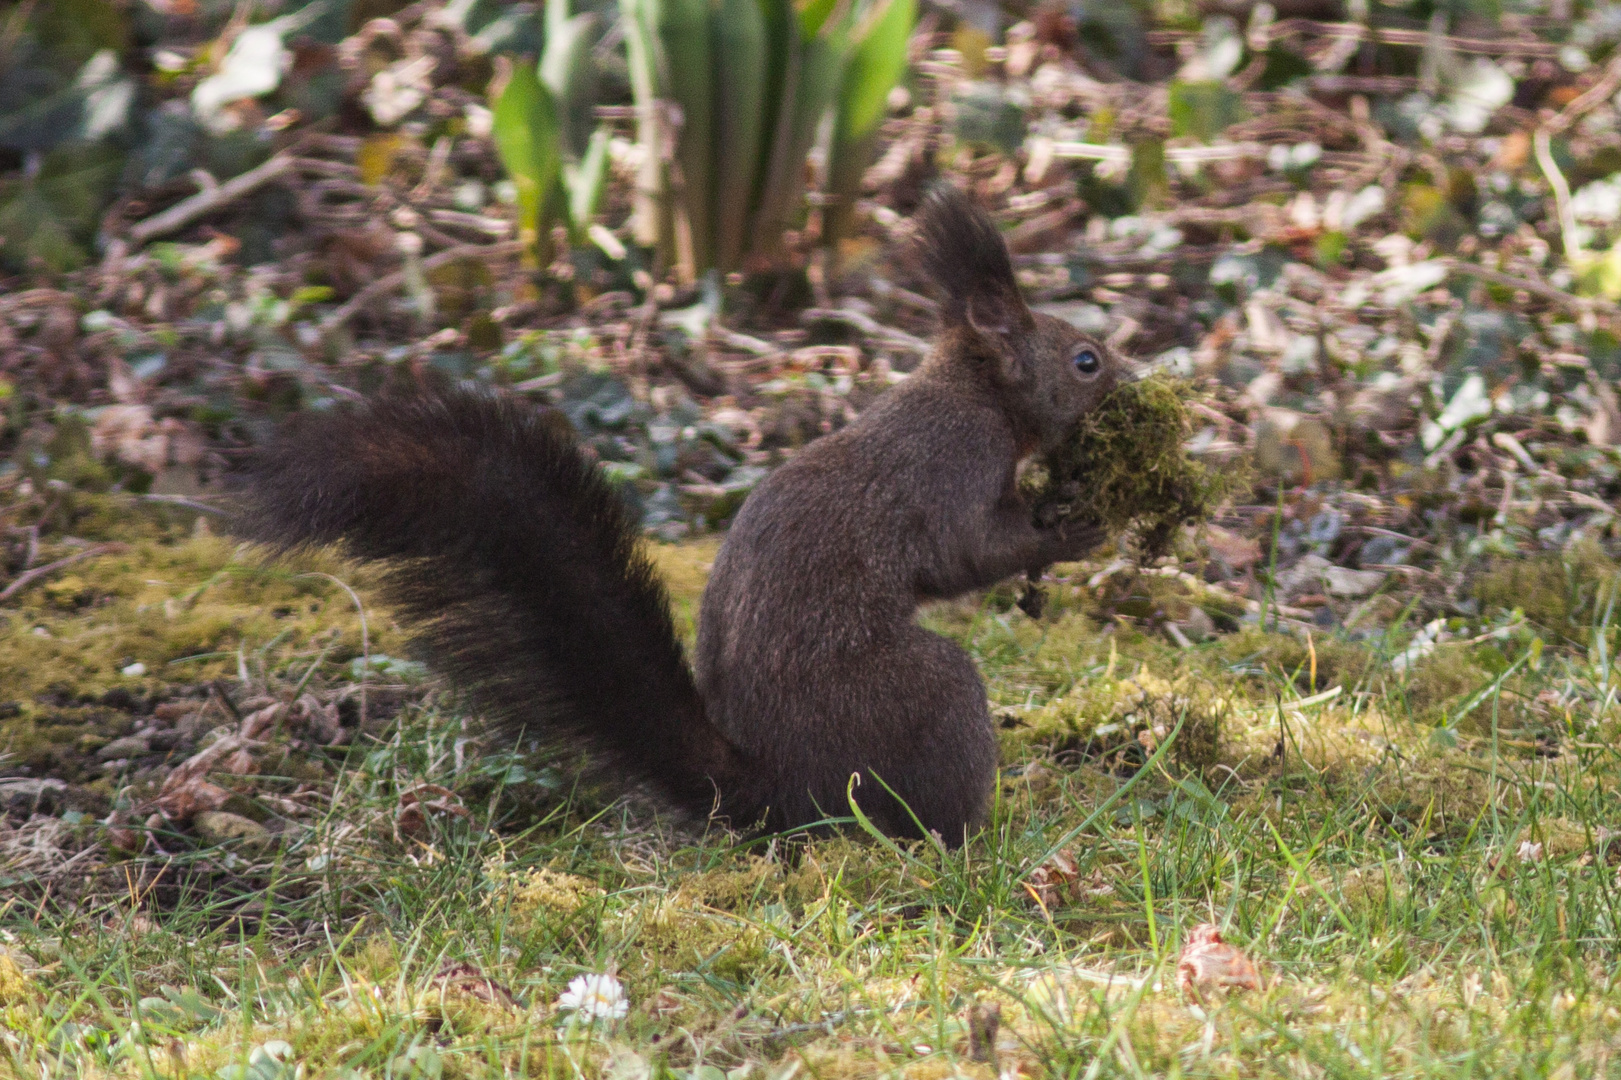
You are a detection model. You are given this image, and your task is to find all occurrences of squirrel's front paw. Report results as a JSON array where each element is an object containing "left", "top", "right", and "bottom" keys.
[{"left": 1041, "top": 520, "right": 1105, "bottom": 564}]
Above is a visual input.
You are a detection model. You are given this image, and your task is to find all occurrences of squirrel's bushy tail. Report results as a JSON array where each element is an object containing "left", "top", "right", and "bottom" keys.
[{"left": 235, "top": 388, "right": 751, "bottom": 821}]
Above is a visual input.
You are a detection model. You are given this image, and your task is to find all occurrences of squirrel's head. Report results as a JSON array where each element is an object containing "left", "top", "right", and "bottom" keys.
[{"left": 914, "top": 185, "right": 1128, "bottom": 453}]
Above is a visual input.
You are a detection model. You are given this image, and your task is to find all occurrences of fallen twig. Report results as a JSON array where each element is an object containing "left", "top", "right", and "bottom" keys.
[
  {"left": 0, "top": 543, "right": 127, "bottom": 603},
  {"left": 1049, "top": 140, "right": 1380, "bottom": 172},
  {"left": 1544, "top": 50, "right": 1621, "bottom": 137},
  {"left": 802, "top": 307, "right": 931, "bottom": 353},
  {"left": 1141, "top": 565, "right": 1317, "bottom": 623},
  {"left": 1148, "top": 19, "right": 1560, "bottom": 58},
  {"left": 320, "top": 240, "right": 527, "bottom": 330},
  {"left": 128, "top": 154, "right": 297, "bottom": 245},
  {"left": 134, "top": 494, "right": 226, "bottom": 515},
  {"left": 711, "top": 324, "right": 780, "bottom": 357},
  {"left": 1445, "top": 259, "right": 1618, "bottom": 317}
]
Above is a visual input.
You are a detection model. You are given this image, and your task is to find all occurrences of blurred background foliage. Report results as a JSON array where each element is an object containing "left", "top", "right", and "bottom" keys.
[
  {"left": 0, "top": 0, "right": 917, "bottom": 275},
  {"left": 5, "top": 0, "right": 1621, "bottom": 591}
]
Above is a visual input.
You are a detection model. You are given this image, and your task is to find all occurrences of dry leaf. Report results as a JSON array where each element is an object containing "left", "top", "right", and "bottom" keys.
[
  {"left": 150, "top": 733, "right": 257, "bottom": 822},
  {"left": 1203, "top": 525, "right": 1262, "bottom": 572},
  {"left": 396, "top": 783, "right": 472, "bottom": 840},
  {"left": 1024, "top": 848, "right": 1080, "bottom": 912},
  {"left": 1461, "top": 970, "right": 1483, "bottom": 1008},
  {"left": 1176, "top": 924, "right": 1262, "bottom": 1002},
  {"left": 153, "top": 775, "right": 231, "bottom": 821},
  {"left": 90, "top": 404, "right": 166, "bottom": 472},
  {"left": 433, "top": 961, "right": 517, "bottom": 1008},
  {"left": 103, "top": 812, "right": 142, "bottom": 854},
  {"left": 643, "top": 987, "right": 683, "bottom": 1017},
  {"left": 240, "top": 702, "right": 284, "bottom": 740},
  {"left": 291, "top": 694, "right": 343, "bottom": 744},
  {"left": 0, "top": 946, "right": 37, "bottom": 1006}
]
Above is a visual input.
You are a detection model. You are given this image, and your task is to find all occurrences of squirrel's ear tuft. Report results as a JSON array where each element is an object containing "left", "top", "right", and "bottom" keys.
[{"left": 913, "top": 184, "right": 1032, "bottom": 340}]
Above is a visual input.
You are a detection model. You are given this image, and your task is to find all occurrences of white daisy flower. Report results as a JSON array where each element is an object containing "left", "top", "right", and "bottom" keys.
[{"left": 557, "top": 973, "right": 628, "bottom": 1021}]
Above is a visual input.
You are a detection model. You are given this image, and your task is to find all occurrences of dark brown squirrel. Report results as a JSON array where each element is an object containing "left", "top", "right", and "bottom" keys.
[{"left": 235, "top": 186, "right": 1125, "bottom": 843}]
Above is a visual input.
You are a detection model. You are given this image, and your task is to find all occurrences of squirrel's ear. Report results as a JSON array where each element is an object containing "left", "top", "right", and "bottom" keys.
[{"left": 914, "top": 185, "right": 1034, "bottom": 363}]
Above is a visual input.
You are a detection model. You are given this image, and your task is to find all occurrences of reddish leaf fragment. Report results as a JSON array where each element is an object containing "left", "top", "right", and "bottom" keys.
[
  {"left": 434, "top": 961, "right": 517, "bottom": 1007},
  {"left": 395, "top": 783, "right": 472, "bottom": 840},
  {"left": 1025, "top": 848, "right": 1080, "bottom": 913},
  {"left": 1177, "top": 924, "right": 1262, "bottom": 1002}
]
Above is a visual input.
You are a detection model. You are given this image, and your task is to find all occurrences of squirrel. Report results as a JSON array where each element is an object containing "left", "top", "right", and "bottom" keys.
[{"left": 235, "top": 186, "right": 1124, "bottom": 844}]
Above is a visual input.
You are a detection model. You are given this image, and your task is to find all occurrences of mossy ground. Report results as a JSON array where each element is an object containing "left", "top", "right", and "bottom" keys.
[{"left": 4, "top": 522, "right": 1621, "bottom": 1078}]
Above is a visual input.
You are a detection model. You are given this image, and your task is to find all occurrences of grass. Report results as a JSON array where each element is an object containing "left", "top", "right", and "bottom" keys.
[{"left": 4, "top": 527, "right": 1621, "bottom": 1078}]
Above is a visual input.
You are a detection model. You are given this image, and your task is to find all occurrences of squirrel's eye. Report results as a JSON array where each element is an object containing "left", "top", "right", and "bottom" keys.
[{"left": 1073, "top": 349, "right": 1101, "bottom": 374}]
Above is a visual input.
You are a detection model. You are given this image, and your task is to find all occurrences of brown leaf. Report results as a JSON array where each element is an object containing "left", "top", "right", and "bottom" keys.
[
  {"left": 1176, "top": 924, "right": 1262, "bottom": 1002},
  {"left": 161, "top": 418, "right": 208, "bottom": 467},
  {"left": 103, "top": 811, "right": 142, "bottom": 854},
  {"left": 292, "top": 694, "right": 342, "bottom": 743},
  {"left": 149, "top": 733, "right": 256, "bottom": 822},
  {"left": 643, "top": 987, "right": 683, "bottom": 1017},
  {"left": 240, "top": 703, "right": 284, "bottom": 740},
  {"left": 1493, "top": 130, "right": 1531, "bottom": 170},
  {"left": 222, "top": 748, "right": 257, "bottom": 776},
  {"left": 321, "top": 224, "right": 398, "bottom": 297},
  {"left": 1031, "top": 2, "right": 1077, "bottom": 52},
  {"left": 1203, "top": 525, "right": 1262, "bottom": 573},
  {"left": 153, "top": 775, "right": 231, "bottom": 821},
  {"left": 39, "top": 303, "right": 77, "bottom": 357},
  {"left": 90, "top": 404, "right": 167, "bottom": 472},
  {"left": 1024, "top": 848, "right": 1080, "bottom": 913},
  {"left": 433, "top": 961, "right": 517, "bottom": 1008},
  {"left": 395, "top": 783, "right": 471, "bottom": 840}
]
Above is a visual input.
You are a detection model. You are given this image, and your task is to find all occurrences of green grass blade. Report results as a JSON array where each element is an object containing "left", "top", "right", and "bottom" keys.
[
  {"left": 564, "top": 125, "right": 612, "bottom": 241},
  {"left": 822, "top": 125, "right": 878, "bottom": 253},
  {"left": 709, "top": 0, "right": 767, "bottom": 272},
  {"left": 657, "top": 0, "right": 713, "bottom": 278},
  {"left": 751, "top": 0, "right": 794, "bottom": 232},
  {"left": 798, "top": 0, "right": 839, "bottom": 38},
  {"left": 823, "top": 0, "right": 912, "bottom": 251},
  {"left": 752, "top": 24, "right": 843, "bottom": 262},
  {"left": 540, "top": 9, "right": 601, "bottom": 158},
  {"left": 837, "top": 0, "right": 912, "bottom": 144},
  {"left": 621, "top": 0, "right": 666, "bottom": 251}
]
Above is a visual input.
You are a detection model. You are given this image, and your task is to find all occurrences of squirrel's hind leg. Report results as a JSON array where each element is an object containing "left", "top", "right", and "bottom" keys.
[{"left": 847, "top": 629, "right": 999, "bottom": 846}]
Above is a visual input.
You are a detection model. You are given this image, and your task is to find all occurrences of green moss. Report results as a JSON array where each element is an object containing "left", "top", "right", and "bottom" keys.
[
  {"left": 1474, "top": 541, "right": 1619, "bottom": 637},
  {"left": 617, "top": 899, "right": 777, "bottom": 987},
  {"left": 1021, "top": 668, "right": 1229, "bottom": 773},
  {"left": 0, "top": 525, "right": 405, "bottom": 793},
  {"left": 1023, "top": 375, "right": 1230, "bottom": 558},
  {"left": 1211, "top": 626, "right": 1373, "bottom": 695}
]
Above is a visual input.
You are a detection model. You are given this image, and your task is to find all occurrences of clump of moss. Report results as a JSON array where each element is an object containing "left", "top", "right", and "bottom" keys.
[
  {"left": 1019, "top": 669, "right": 1229, "bottom": 774},
  {"left": 0, "top": 949, "right": 34, "bottom": 1006},
  {"left": 1022, "top": 375, "right": 1226, "bottom": 558},
  {"left": 619, "top": 900, "right": 777, "bottom": 985},
  {"left": 508, "top": 867, "right": 605, "bottom": 916}
]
